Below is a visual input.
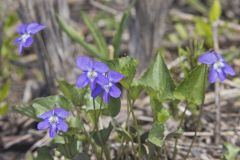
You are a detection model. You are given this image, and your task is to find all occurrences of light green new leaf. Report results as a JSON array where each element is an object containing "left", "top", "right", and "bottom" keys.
[
  {"left": 174, "top": 65, "right": 207, "bottom": 105},
  {"left": 0, "top": 102, "right": 8, "bottom": 115},
  {"left": 209, "top": 0, "right": 221, "bottom": 22},
  {"left": 57, "top": 16, "right": 103, "bottom": 59},
  {"left": 157, "top": 109, "right": 170, "bottom": 124},
  {"left": 108, "top": 56, "right": 137, "bottom": 90},
  {"left": 112, "top": 12, "right": 129, "bottom": 58},
  {"left": 224, "top": 143, "right": 240, "bottom": 160},
  {"left": 138, "top": 53, "right": 175, "bottom": 101},
  {"left": 0, "top": 80, "right": 10, "bottom": 102},
  {"left": 148, "top": 122, "right": 165, "bottom": 147},
  {"left": 81, "top": 12, "right": 108, "bottom": 57}
]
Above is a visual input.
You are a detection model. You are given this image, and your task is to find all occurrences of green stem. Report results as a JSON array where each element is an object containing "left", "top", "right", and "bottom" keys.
[
  {"left": 127, "top": 94, "right": 141, "bottom": 158},
  {"left": 172, "top": 104, "right": 188, "bottom": 160},
  {"left": 63, "top": 137, "right": 72, "bottom": 158},
  {"left": 92, "top": 99, "right": 111, "bottom": 160},
  {"left": 184, "top": 105, "right": 203, "bottom": 159},
  {"left": 82, "top": 123, "right": 100, "bottom": 159}
]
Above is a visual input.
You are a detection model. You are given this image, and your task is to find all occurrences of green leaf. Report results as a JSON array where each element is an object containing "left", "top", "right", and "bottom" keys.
[
  {"left": 112, "top": 12, "right": 129, "bottom": 58},
  {"left": 174, "top": 65, "right": 207, "bottom": 105},
  {"left": 92, "top": 123, "right": 113, "bottom": 146},
  {"left": 57, "top": 80, "right": 86, "bottom": 106},
  {"left": 57, "top": 16, "right": 102, "bottom": 59},
  {"left": 57, "top": 139, "right": 81, "bottom": 159},
  {"left": 157, "top": 109, "right": 170, "bottom": 124},
  {"left": 148, "top": 122, "right": 165, "bottom": 147},
  {"left": 195, "top": 18, "right": 212, "bottom": 46},
  {"left": 32, "top": 95, "right": 73, "bottom": 110},
  {"left": 224, "top": 143, "right": 240, "bottom": 160},
  {"left": 138, "top": 52, "right": 175, "bottom": 101},
  {"left": 81, "top": 12, "right": 108, "bottom": 57},
  {"left": 15, "top": 95, "right": 72, "bottom": 119},
  {"left": 0, "top": 102, "right": 8, "bottom": 115},
  {"left": 175, "top": 23, "right": 188, "bottom": 39},
  {"left": 187, "top": 0, "right": 207, "bottom": 15},
  {"left": 116, "top": 128, "right": 132, "bottom": 141},
  {"left": 0, "top": 80, "right": 10, "bottom": 102},
  {"left": 107, "top": 56, "right": 137, "bottom": 90},
  {"left": 69, "top": 116, "right": 83, "bottom": 129},
  {"left": 128, "top": 81, "right": 143, "bottom": 100},
  {"left": 105, "top": 97, "right": 121, "bottom": 117},
  {"left": 209, "top": 0, "right": 221, "bottom": 22},
  {"left": 35, "top": 146, "right": 53, "bottom": 160}
]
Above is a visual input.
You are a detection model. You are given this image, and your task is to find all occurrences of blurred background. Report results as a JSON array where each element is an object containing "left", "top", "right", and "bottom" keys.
[{"left": 1, "top": 0, "right": 240, "bottom": 159}]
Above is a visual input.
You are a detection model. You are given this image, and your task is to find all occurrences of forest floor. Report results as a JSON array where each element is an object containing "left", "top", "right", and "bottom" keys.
[{"left": 1, "top": 0, "right": 240, "bottom": 160}]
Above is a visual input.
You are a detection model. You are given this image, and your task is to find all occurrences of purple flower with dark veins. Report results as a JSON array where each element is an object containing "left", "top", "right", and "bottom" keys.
[
  {"left": 14, "top": 23, "right": 45, "bottom": 54},
  {"left": 37, "top": 108, "right": 69, "bottom": 138},
  {"left": 76, "top": 56, "right": 109, "bottom": 91},
  {"left": 92, "top": 70, "right": 125, "bottom": 103},
  {"left": 198, "top": 50, "right": 236, "bottom": 83}
]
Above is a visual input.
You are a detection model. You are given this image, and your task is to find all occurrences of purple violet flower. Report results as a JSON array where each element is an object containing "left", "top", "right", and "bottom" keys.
[
  {"left": 76, "top": 56, "right": 109, "bottom": 91},
  {"left": 92, "top": 70, "right": 125, "bottom": 103},
  {"left": 198, "top": 50, "right": 236, "bottom": 83},
  {"left": 37, "top": 108, "right": 69, "bottom": 138},
  {"left": 14, "top": 23, "right": 46, "bottom": 54}
]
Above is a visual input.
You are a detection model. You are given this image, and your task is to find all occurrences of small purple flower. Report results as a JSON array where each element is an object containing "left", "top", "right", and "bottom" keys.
[
  {"left": 14, "top": 23, "right": 45, "bottom": 54},
  {"left": 76, "top": 56, "right": 109, "bottom": 91},
  {"left": 92, "top": 70, "right": 125, "bottom": 103},
  {"left": 37, "top": 108, "right": 69, "bottom": 138},
  {"left": 198, "top": 50, "right": 236, "bottom": 83}
]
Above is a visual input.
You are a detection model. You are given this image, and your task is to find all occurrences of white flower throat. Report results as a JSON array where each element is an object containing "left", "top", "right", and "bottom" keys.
[
  {"left": 49, "top": 116, "right": 59, "bottom": 125},
  {"left": 104, "top": 82, "right": 112, "bottom": 92},
  {"left": 21, "top": 33, "right": 30, "bottom": 43},
  {"left": 87, "top": 70, "right": 97, "bottom": 81},
  {"left": 213, "top": 61, "right": 224, "bottom": 72}
]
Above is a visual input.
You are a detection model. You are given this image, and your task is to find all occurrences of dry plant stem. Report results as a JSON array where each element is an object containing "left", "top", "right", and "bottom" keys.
[
  {"left": 212, "top": 20, "right": 221, "bottom": 144},
  {"left": 184, "top": 105, "right": 203, "bottom": 159},
  {"left": 172, "top": 104, "right": 188, "bottom": 160}
]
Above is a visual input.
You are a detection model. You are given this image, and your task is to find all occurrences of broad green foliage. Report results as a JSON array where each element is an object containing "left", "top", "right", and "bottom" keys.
[
  {"left": 174, "top": 65, "right": 207, "bottom": 105},
  {"left": 209, "top": 0, "right": 221, "bottom": 22},
  {"left": 224, "top": 143, "right": 240, "bottom": 160},
  {"left": 138, "top": 52, "right": 175, "bottom": 101},
  {"left": 148, "top": 122, "right": 165, "bottom": 147}
]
